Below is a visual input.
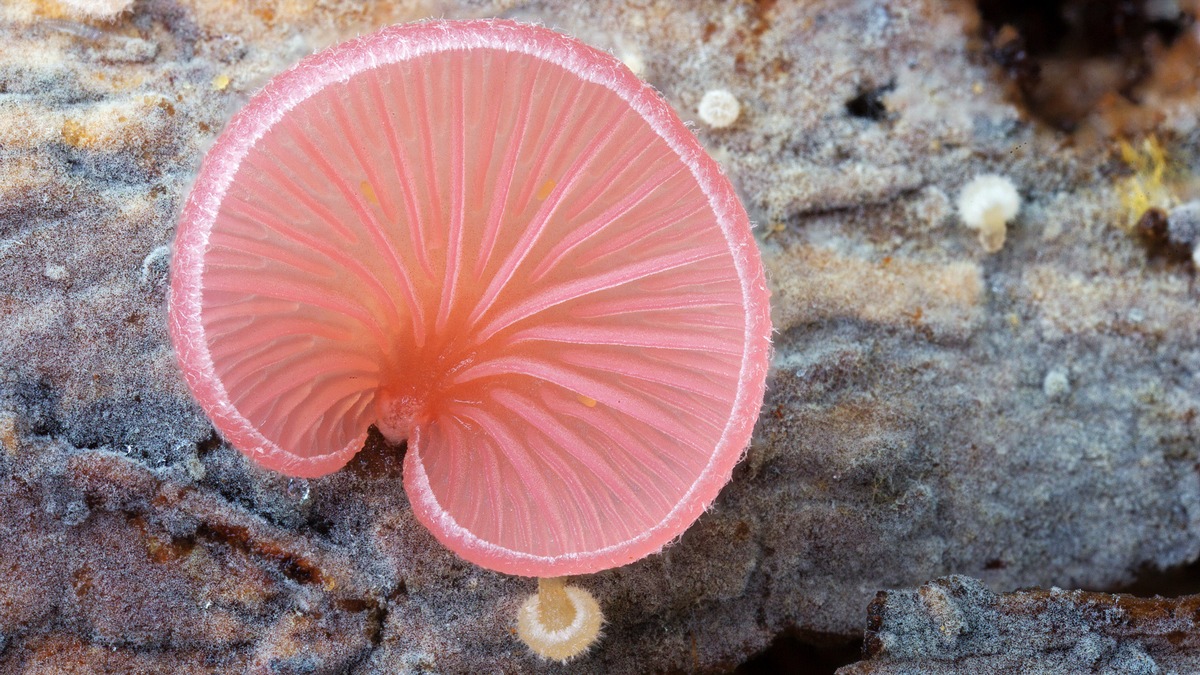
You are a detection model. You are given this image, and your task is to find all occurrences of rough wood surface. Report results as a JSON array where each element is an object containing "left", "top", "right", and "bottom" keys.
[{"left": 2, "top": 0, "right": 1199, "bottom": 672}]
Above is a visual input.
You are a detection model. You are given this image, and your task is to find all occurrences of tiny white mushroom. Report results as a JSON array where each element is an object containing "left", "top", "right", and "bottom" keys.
[
  {"left": 697, "top": 89, "right": 741, "bottom": 129},
  {"left": 1043, "top": 366, "right": 1070, "bottom": 399},
  {"left": 619, "top": 44, "right": 648, "bottom": 77},
  {"left": 956, "top": 174, "right": 1021, "bottom": 253}
]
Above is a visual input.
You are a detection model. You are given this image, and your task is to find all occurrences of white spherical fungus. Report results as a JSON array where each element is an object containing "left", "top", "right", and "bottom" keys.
[
  {"left": 697, "top": 89, "right": 741, "bottom": 129},
  {"left": 956, "top": 174, "right": 1021, "bottom": 253}
]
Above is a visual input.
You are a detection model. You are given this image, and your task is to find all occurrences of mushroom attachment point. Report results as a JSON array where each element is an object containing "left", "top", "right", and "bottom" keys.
[{"left": 517, "top": 577, "right": 604, "bottom": 662}]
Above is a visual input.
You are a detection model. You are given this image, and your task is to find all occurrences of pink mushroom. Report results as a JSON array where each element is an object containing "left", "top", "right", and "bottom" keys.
[{"left": 171, "top": 19, "right": 770, "bottom": 589}]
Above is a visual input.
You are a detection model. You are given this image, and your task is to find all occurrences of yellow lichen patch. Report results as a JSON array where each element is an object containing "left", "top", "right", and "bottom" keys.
[
  {"left": 212, "top": 73, "right": 231, "bottom": 91},
  {"left": 1115, "top": 136, "right": 1182, "bottom": 229},
  {"left": 535, "top": 178, "right": 556, "bottom": 201},
  {"left": 576, "top": 394, "right": 597, "bottom": 408},
  {"left": 765, "top": 244, "right": 983, "bottom": 337},
  {"left": 359, "top": 180, "right": 379, "bottom": 206}
]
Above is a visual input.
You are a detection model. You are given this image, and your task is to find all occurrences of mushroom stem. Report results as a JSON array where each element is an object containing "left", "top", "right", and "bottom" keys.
[
  {"left": 517, "top": 576, "right": 603, "bottom": 662},
  {"left": 535, "top": 577, "right": 576, "bottom": 631}
]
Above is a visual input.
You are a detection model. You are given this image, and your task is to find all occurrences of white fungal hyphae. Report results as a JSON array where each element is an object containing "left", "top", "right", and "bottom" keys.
[
  {"left": 956, "top": 174, "right": 1021, "bottom": 253},
  {"left": 44, "top": 264, "right": 68, "bottom": 281},
  {"left": 697, "top": 89, "right": 741, "bottom": 128},
  {"left": 517, "top": 578, "right": 603, "bottom": 662}
]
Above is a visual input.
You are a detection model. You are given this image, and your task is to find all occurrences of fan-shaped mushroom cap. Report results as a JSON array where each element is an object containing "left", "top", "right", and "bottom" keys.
[{"left": 170, "top": 20, "right": 772, "bottom": 576}]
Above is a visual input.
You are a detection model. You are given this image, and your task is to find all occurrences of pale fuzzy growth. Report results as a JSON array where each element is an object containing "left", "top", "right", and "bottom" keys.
[
  {"left": 956, "top": 174, "right": 1021, "bottom": 253},
  {"left": 43, "top": 263, "right": 68, "bottom": 281},
  {"left": 697, "top": 89, "right": 741, "bottom": 128},
  {"left": 1043, "top": 366, "right": 1070, "bottom": 399},
  {"left": 57, "top": 0, "right": 134, "bottom": 21},
  {"left": 517, "top": 578, "right": 603, "bottom": 662}
]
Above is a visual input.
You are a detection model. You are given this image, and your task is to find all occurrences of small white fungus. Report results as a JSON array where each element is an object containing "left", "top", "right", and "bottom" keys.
[
  {"left": 697, "top": 89, "right": 741, "bottom": 129},
  {"left": 618, "top": 49, "right": 646, "bottom": 77},
  {"left": 612, "top": 36, "right": 646, "bottom": 77},
  {"left": 1043, "top": 367, "right": 1070, "bottom": 399},
  {"left": 44, "top": 263, "right": 68, "bottom": 281},
  {"left": 956, "top": 174, "right": 1021, "bottom": 253}
]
